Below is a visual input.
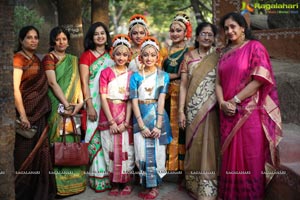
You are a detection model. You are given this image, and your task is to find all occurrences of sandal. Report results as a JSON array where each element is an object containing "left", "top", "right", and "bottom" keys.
[
  {"left": 120, "top": 185, "right": 133, "bottom": 196},
  {"left": 143, "top": 188, "right": 159, "bottom": 199},
  {"left": 138, "top": 189, "right": 150, "bottom": 199},
  {"left": 108, "top": 187, "right": 119, "bottom": 196}
]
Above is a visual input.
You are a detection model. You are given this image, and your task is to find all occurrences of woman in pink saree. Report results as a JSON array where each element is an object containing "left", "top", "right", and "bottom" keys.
[
  {"left": 216, "top": 12, "right": 282, "bottom": 200},
  {"left": 99, "top": 34, "right": 134, "bottom": 196}
]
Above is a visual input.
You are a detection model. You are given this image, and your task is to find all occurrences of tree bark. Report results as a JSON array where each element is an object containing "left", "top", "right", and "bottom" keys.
[
  {"left": 57, "top": 0, "right": 84, "bottom": 57},
  {"left": 0, "top": 0, "right": 16, "bottom": 199},
  {"left": 190, "top": 0, "right": 203, "bottom": 23},
  {"left": 91, "top": 0, "right": 109, "bottom": 27}
]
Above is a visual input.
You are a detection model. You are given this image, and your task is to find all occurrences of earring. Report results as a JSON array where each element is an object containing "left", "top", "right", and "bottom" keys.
[{"left": 184, "top": 37, "right": 187, "bottom": 41}]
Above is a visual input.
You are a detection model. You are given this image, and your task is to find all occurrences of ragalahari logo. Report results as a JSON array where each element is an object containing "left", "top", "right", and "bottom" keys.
[{"left": 241, "top": 1, "right": 254, "bottom": 15}]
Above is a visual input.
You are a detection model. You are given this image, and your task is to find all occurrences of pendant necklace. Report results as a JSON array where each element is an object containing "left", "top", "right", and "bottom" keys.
[{"left": 167, "top": 44, "right": 187, "bottom": 67}]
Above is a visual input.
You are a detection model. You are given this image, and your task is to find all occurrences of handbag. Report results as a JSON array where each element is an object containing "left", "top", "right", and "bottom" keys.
[
  {"left": 54, "top": 116, "right": 89, "bottom": 166},
  {"left": 15, "top": 119, "right": 37, "bottom": 139}
]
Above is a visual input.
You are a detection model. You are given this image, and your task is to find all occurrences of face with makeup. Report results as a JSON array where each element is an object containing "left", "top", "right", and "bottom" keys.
[
  {"left": 141, "top": 45, "right": 158, "bottom": 68},
  {"left": 113, "top": 45, "right": 131, "bottom": 66}
]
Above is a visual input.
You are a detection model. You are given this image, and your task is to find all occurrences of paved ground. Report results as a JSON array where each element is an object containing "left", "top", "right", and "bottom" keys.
[{"left": 59, "top": 175, "right": 193, "bottom": 200}]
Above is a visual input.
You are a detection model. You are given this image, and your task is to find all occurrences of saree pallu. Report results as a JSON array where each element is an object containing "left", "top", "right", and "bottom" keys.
[
  {"left": 130, "top": 69, "right": 172, "bottom": 188},
  {"left": 99, "top": 68, "right": 134, "bottom": 184},
  {"left": 45, "top": 54, "right": 86, "bottom": 196},
  {"left": 163, "top": 47, "right": 188, "bottom": 171},
  {"left": 217, "top": 40, "right": 282, "bottom": 200},
  {"left": 84, "top": 53, "right": 112, "bottom": 192},
  {"left": 184, "top": 51, "right": 219, "bottom": 200},
  {"left": 13, "top": 53, "right": 55, "bottom": 200}
]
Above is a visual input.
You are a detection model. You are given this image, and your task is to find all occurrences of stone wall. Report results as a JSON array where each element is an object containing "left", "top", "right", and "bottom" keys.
[
  {"left": 213, "top": 0, "right": 300, "bottom": 61},
  {"left": 0, "top": 0, "right": 16, "bottom": 199}
]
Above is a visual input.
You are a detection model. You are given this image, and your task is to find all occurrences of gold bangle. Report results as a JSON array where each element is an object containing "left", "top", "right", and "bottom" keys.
[
  {"left": 139, "top": 125, "right": 146, "bottom": 131},
  {"left": 108, "top": 119, "right": 116, "bottom": 126},
  {"left": 84, "top": 96, "right": 92, "bottom": 102}
]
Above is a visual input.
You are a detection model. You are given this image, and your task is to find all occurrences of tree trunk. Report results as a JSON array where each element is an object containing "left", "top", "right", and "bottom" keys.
[
  {"left": 91, "top": 0, "right": 109, "bottom": 27},
  {"left": 190, "top": 0, "right": 205, "bottom": 24},
  {"left": 0, "top": 0, "right": 16, "bottom": 199},
  {"left": 57, "top": 0, "right": 84, "bottom": 57}
]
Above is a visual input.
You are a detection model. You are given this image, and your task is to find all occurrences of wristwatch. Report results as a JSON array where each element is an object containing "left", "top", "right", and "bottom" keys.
[{"left": 234, "top": 95, "right": 241, "bottom": 104}]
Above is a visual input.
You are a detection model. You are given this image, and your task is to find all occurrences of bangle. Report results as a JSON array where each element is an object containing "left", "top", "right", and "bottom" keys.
[
  {"left": 64, "top": 105, "right": 73, "bottom": 111},
  {"left": 157, "top": 113, "right": 164, "bottom": 116},
  {"left": 234, "top": 95, "right": 241, "bottom": 104},
  {"left": 155, "top": 124, "right": 162, "bottom": 130},
  {"left": 136, "top": 115, "right": 141, "bottom": 120},
  {"left": 140, "top": 125, "right": 147, "bottom": 131},
  {"left": 84, "top": 96, "right": 92, "bottom": 102},
  {"left": 108, "top": 119, "right": 116, "bottom": 126},
  {"left": 178, "top": 109, "right": 184, "bottom": 113}
]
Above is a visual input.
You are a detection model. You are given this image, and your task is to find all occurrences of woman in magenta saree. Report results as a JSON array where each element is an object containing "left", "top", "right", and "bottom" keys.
[{"left": 216, "top": 12, "right": 282, "bottom": 200}]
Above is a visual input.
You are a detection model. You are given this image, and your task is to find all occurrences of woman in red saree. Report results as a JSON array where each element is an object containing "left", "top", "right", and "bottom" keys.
[{"left": 216, "top": 12, "right": 282, "bottom": 200}]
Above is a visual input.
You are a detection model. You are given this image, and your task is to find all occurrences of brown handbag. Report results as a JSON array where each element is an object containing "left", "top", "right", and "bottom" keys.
[{"left": 54, "top": 116, "right": 89, "bottom": 166}]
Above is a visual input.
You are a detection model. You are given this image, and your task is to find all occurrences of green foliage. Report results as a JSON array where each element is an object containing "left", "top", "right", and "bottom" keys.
[
  {"left": 14, "top": 6, "right": 45, "bottom": 35},
  {"left": 109, "top": 0, "right": 195, "bottom": 41}
]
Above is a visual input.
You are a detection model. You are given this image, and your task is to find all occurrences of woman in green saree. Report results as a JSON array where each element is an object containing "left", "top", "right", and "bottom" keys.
[{"left": 43, "top": 27, "right": 86, "bottom": 197}]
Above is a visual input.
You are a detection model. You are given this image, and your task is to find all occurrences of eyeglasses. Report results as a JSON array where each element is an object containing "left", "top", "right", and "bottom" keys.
[{"left": 199, "top": 32, "right": 214, "bottom": 37}]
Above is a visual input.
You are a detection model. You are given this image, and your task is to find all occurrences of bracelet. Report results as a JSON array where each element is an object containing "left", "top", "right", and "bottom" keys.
[
  {"left": 108, "top": 119, "right": 116, "bottom": 126},
  {"left": 155, "top": 124, "right": 162, "bottom": 130},
  {"left": 157, "top": 113, "right": 164, "bottom": 116},
  {"left": 234, "top": 95, "right": 241, "bottom": 104},
  {"left": 64, "top": 105, "right": 73, "bottom": 111},
  {"left": 136, "top": 115, "right": 141, "bottom": 120},
  {"left": 140, "top": 125, "right": 147, "bottom": 131},
  {"left": 84, "top": 96, "right": 92, "bottom": 102},
  {"left": 178, "top": 109, "right": 184, "bottom": 113}
]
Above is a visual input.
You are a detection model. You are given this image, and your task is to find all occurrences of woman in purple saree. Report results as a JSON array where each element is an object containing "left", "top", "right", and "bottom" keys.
[{"left": 216, "top": 12, "right": 282, "bottom": 200}]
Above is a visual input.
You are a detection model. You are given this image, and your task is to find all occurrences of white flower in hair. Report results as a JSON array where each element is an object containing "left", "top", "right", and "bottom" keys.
[
  {"left": 129, "top": 18, "right": 147, "bottom": 29},
  {"left": 174, "top": 15, "right": 189, "bottom": 24},
  {"left": 113, "top": 37, "right": 131, "bottom": 48},
  {"left": 141, "top": 40, "right": 159, "bottom": 51}
]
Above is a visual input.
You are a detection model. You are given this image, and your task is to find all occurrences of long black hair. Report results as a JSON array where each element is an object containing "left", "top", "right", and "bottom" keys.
[
  {"left": 220, "top": 12, "right": 255, "bottom": 43},
  {"left": 84, "top": 22, "right": 112, "bottom": 51},
  {"left": 48, "top": 26, "right": 70, "bottom": 52},
  {"left": 194, "top": 22, "right": 217, "bottom": 48},
  {"left": 16, "top": 25, "right": 39, "bottom": 52}
]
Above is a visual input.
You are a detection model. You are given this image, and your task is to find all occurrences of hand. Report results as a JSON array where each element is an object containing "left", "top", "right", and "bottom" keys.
[
  {"left": 110, "top": 122, "right": 119, "bottom": 134},
  {"left": 87, "top": 105, "right": 97, "bottom": 122},
  {"left": 178, "top": 112, "right": 186, "bottom": 129},
  {"left": 71, "top": 102, "right": 84, "bottom": 116},
  {"left": 151, "top": 127, "right": 161, "bottom": 138},
  {"left": 220, "top": 101, "right": 236, "bottom": 116},
  {"left": 140, "top": 127, "right": 151, "bottom": 138},
  {"left": 118, "top": 123, "right": 126, "bottom": 133},
  {"left": 20, "top": 115, "right": 31, "bottom": 129}
]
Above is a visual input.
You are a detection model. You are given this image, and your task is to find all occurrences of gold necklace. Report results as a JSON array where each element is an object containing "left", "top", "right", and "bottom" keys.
[
  {"left": 95, "top": 48, "right": 105, "bottom": 57},
  {"left": 167, "top": 44, "right": 187, "bottom": 67},
  {"left": 22, "top": 49, "right": 34, "bottom": 60},
  {"left": 53, "top": 50, "right": 65, "bottom": 60}
]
